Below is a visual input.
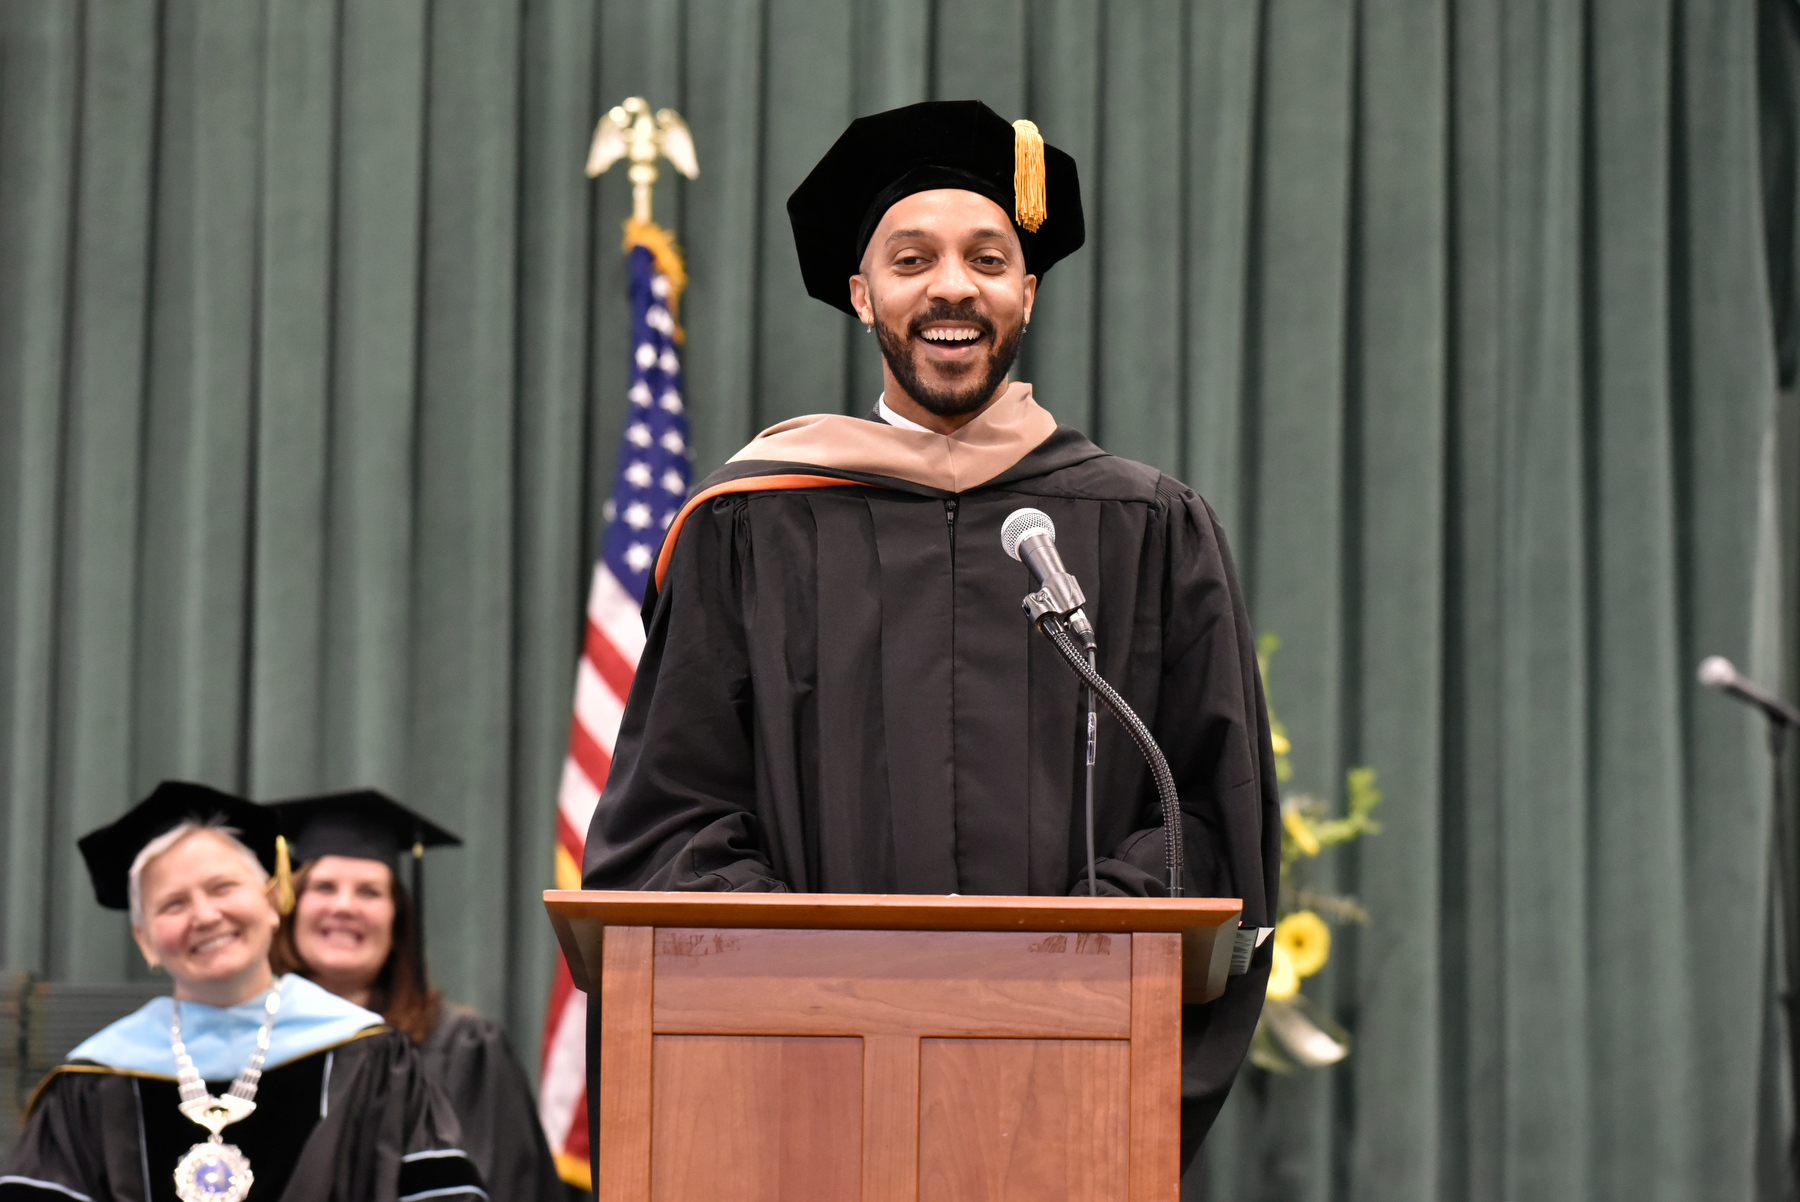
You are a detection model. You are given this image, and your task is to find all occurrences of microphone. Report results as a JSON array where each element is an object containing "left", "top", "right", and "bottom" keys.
[
  {"left": 1001, "top": 508, "right": 1095, "bottom": 648},
  {"left": 1698, "top": 655, "right": 1800, "bottom": 728},
  {"left": 1001, "top": 507, "right": 1185, "bottom": 896}
]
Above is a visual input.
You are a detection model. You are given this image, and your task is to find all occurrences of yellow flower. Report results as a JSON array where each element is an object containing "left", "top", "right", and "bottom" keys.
[
  {"left": 1275, "top": 911, "right": 1331, "bottom": 978},
  {"left": 1282, "top": 808, "right": 1321, "bottom": 857},
  {"left": 1266, "top": 943, "right": 1298, "bottom": 1000}
]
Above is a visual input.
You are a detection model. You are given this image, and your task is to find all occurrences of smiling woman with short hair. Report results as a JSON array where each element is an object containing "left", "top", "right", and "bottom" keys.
[{"left": 0, "top": 782, "right": 485, "bottom": 1202}]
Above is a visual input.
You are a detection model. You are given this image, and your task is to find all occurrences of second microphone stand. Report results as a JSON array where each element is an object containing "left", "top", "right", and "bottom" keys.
[
  {"left": 1763, "top": 720, "right": 1800, "bottom": 1193},
  {"left": 1700, "top": 657, "right": 1800, "bottom": 1194}
]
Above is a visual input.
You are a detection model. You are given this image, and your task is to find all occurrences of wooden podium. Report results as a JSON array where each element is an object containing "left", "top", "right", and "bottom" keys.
[{"left": 546, "top": 891, "right": 1241, "bottom": 1202}]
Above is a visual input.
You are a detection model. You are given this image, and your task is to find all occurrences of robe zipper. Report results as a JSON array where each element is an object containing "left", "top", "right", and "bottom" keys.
[{"left": 944, "top": 496, "right": 960, "bottom": 875}]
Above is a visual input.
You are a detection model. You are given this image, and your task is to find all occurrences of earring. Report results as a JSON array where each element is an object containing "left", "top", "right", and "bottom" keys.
[{"left": 864, "top": 322, "right": 874, "bottom": 334}]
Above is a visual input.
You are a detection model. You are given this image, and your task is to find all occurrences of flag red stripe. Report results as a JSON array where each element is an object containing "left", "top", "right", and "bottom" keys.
[
  {"left": 564, "top": 1087, "right": 591, "bottom": 1163},
  {"left": 585, "top": 619, "right": 638, "bottom": 701},
  {"left": 567, "top": 719, "right": 613, "bottom": 803},
  {"left": 542, "top": 957, "right": 576, "bottom": 1058},
  {"left": 556, "top": 811, "right": 586, "bottom": 862}
]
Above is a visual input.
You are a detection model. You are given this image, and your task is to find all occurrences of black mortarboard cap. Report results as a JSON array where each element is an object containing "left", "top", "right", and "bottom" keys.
[
  {"left": 78, "top": 781, "right": 282, "bottom": 911},
  {"left": 271, "top": 789, "right": 460, "bottom": 992},
  {"left": 270, "top": 789, "right": 461, "bottom": 869},
  {"left": 787, "top": 100, "right": 1086, "bottom": 315}
]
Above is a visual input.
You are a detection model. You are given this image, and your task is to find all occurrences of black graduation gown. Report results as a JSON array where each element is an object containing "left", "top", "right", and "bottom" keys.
[
  {"left": 418, "top": 1007, "right": 564, "bottom": 1202},
  {"left": 1, "top": 1030, "right": 483, "bottom": 1202},
  {"left": 582, "top": 425, "right": 1281, "bottom": 1159}
]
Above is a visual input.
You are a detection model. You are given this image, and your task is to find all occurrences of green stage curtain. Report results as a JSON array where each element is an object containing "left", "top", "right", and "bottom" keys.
[{"left": 0, "top": 2, "right": 1794, "bottom": 1197}]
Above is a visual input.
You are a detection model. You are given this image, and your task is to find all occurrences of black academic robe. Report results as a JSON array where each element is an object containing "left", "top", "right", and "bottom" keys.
[
  {"left": 418, "top": 1007, "right": 564, "bottom": 1202},
  {"left": 1, "top": 1030, "right": 483, "bottom": 1202},
  {"left": 583, "top": 425, "right": 1281, "bottom": 1161}
]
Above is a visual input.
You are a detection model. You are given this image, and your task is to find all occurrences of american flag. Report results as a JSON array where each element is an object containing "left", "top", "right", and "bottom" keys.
[{"left": 538, "top": 234, "right": 691, "bottom": 1189}]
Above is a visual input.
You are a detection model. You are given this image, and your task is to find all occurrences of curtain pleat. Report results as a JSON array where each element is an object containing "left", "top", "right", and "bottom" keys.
[
  {"left": 0, "top": 1, "right": 77, "bottom": 975},
  {"left": 0, "top": 2, "right": 1791, "bottom": 1197},
  {"left": 1347, "top": 0, "right": 1449, "bottom": 1196}
]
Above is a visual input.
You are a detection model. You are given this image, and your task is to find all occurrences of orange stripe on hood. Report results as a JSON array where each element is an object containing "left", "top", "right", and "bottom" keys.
[{"left": 653, "top": 474, "right": 859, "bottom": 589}]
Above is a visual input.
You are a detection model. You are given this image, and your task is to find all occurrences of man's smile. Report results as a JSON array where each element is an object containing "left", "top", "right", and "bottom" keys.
[
  {"left": 919, "top": 325, "right": 984, "bottom": 344},
  {"left": 910, "top": 316, "right": 994, "bottom": 366}
]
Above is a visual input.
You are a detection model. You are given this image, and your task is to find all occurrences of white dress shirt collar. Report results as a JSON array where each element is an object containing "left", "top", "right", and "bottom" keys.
[{"left": 876, "top": 394, "right": 935, "bottom": 434}]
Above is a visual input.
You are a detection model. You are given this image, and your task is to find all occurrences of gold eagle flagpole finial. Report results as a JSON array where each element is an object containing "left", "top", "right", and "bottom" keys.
[
  {"left": 586, "top": 96, "right": 699, "bottom": 225},
  {"left": 586, "top": 97, "right": 698, "bottom": 336}
]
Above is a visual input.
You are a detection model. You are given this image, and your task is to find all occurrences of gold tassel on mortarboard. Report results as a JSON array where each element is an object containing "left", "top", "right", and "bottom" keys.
[
  {"left": 274, "top": 835, "right": 296, "bottom": 915},
  {"left": 1012, "top": 119, "right": 1046, "bottom": 232}
]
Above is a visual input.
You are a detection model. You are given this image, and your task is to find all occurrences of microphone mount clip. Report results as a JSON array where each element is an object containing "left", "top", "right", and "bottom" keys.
[{"left": 1022, "top": 581, "right": 1096, "bottom": 648}]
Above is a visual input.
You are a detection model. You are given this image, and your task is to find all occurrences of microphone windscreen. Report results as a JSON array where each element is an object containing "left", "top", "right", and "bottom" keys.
[
  {"left": 1001, "top": 508, "right": 1056, "bottom": 561},
  {"left": 1697, "top": 655, "right": 1737, "bottom": 689}
]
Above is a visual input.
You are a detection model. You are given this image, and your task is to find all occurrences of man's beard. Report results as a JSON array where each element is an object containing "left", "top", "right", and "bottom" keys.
[{"left": 874, "top": 300, "right": 1024, "bottom": 418}]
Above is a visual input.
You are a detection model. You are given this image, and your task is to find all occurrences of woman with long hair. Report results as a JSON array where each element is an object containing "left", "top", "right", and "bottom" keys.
[
  {"left": 1, "top": 781, "right": 484, "bottom": 1202},
  {"left": 268, "top": 790, "right": 564, "bottom": 1202}
]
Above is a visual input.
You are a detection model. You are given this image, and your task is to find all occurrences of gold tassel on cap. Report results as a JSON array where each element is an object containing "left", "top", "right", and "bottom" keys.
[
  {"left": 1012, "top": 119, "right": 1047, "bottom": 232},
  {"left": 274, "top": 835, "right": 296, "bottom": 915}
]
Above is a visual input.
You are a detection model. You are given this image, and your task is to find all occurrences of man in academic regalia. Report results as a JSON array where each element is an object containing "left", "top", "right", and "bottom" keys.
[
  {"left": 582, "top": 99, "right": 1280, "bottom": 1166},
  {"left": 1, "top": 782, "right": 485, "bottom": 1202}
]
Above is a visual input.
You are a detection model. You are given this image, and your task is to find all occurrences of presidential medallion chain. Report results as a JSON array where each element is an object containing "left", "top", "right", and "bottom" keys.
[{"left": 167, "top": 985, "right": 280, "bottom": 1202}]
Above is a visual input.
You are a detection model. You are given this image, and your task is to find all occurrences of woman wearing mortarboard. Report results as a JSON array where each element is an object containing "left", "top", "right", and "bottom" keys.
[
  {"left": 0, "top": 781, "right": 485, "bottom": 1202},
  {"left": 266, "top": 791, "right": 564, "bottom": 1202}
]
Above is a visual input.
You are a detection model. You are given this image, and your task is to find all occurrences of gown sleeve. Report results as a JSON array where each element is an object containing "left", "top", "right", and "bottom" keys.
[
  {"left": 582, "top": 497, "right": 789, "bottom": 893},
  {"left": 1075, "top": 482, "right": 1281, "bottom": 1155},
  {"left": 419, "top": 1010, "right": 565, "bottom": 1202},
  {"left": 284, "top": 1030, "right": 487, "bottom": 1202},
  {"left": 0, "top": 1071, "right": 121, "bottom": 1201}
]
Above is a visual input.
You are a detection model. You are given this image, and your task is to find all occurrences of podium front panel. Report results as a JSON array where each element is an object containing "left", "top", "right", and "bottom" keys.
[
  {"left": 651, "top": 1035, "right": 863, "bottom": 1200},
  {"left": 918, "top": 1038, "right": 1129, "bottom": 1201},
  {"left": 595, "top": 924, "right": 1181, "bottom": 1202}
]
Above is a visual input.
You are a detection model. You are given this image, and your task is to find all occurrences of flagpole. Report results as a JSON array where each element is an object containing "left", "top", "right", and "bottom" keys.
[{"left": 539, "top": 97, "right": 700, "bottom": 1195}]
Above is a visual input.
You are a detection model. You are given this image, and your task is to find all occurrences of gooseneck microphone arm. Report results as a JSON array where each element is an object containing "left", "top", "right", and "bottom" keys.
[
  {"left": 1037, "top": 612, "right": 1185, "bottom": 896},
  {"left": 1003, "top": 508, "right": 1185, "bottom": 897}
]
